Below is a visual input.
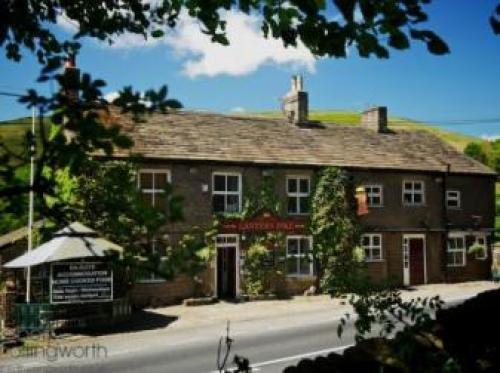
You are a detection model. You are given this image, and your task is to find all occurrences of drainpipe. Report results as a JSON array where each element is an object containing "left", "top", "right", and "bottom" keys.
[{"left": 442, "top": 164, "right": 451, "bottom": 282}]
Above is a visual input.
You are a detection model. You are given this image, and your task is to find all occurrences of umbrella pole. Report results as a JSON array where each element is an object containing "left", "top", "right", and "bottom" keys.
[{"left": 26, "top": 106, "right": 35, "bottom": 304}]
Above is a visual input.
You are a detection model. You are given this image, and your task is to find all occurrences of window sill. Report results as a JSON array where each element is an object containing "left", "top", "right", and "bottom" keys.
[
  {"left": 403, "top": 204, "right": 426, "bottom": 208},
  {"left": 136, "top": 279, "right": 167, "bottom": 284},
  {"left": 365, "top": 259, "right": 385, "bottom": 263},
  {"left": 213, "top": 211, "right": 242, "bottom": 217},
  {"left": 447, "top": 207, "right": 462, "bottom": 211},
  {"left": 286, "top": 274, "right": 315, "bottom": 279},
  {"left": 446, "top": 264, "right": 466, "bottom": 268},
  {"left": 287, "top": 212, "right": 310, "bottom": 216}
]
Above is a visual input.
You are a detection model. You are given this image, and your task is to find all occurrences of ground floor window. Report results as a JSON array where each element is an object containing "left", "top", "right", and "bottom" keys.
[
  {"left": 447, "top": 234, "right": 466, "bottom": 267},
  {"left": 361, "top": 233, "right": 382, "bottom": 261},
  {"left": 286, "top": 236, "right": 313, "bottom": 276},
  {"left": 138, "top": 240, "right": 168, "bottom": 282}
]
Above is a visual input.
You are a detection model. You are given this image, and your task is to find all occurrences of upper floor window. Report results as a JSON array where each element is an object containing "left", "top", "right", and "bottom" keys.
[
  {"left": 402, "top": 180, "right": 425, "bottom": 206},
  {"left": 473, "top": 234, "right": 488, "bottom": 260},
  {"left": 138, "top": 170, "right": 170, "bottom": 210},
  {"left": 287, "top": 176, "right": 310, "bottom": 215},
  {"left": 446, "top": 190, "right": 461, "bottom": 209},
  {"left": 447, "top": 234, "right": 466, "bottom": 267},
  {"left": 286, "top": 236, "right": 313, "bottom": 276},
  {"left": 362, "top": 234, "right": 383, "bottom": 261},
  {"left": 364, "top": 185, "right": 383, "bottom": 207},
  {"left": 212, "top": 173, "right": 242, "bottom": 213}
]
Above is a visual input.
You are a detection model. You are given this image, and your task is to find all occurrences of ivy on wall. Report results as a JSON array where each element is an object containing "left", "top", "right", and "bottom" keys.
[{"left": 309, "top": 166, "right": 365, "bottom": 295}]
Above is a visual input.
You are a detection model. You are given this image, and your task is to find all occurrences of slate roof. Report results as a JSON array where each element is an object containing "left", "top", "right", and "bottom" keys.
[{"left": 107, "top": 110, "right": 495, "bottom": 176}]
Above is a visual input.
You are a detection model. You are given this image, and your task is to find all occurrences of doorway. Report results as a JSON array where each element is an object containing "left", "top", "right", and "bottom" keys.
[
  {"left": 403, "top": 235, "right": 427, "bottom": 286},
  {"left": 215, "top": 235, "right": 239, "bottom": 299}
]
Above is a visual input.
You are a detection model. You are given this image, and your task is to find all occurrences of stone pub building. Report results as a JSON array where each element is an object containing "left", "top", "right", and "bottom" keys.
[{"left": 109, "top": 77, "right": 495, "bottom": 306}]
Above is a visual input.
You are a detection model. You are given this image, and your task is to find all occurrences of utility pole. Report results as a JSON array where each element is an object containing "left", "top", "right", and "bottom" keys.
[{"left": 26, "top": 106, "right": 35, "bottom": 303}]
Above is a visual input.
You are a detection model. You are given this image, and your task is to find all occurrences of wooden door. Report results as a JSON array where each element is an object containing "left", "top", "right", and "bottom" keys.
[
  {"left": 409, "top": 238, "right": 425, "bottom": 285},
  {"left": 217, "top": 247, "right": 236, "bottom": 298}
]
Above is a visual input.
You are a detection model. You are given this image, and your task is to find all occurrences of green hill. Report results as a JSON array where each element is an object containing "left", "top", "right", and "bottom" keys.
[
  {"left": 0, "top": 117, "right": 33, "bottom": 152},
  {"left": 252, "top": 110, "right": 481, "bottom": 151},
  {"left": 1, "top": 110, "right": 483, "bottom": 152}
]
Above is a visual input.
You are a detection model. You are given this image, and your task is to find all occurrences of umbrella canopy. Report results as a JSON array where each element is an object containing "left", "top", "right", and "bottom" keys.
[{"left": 3, "top": 222, "right": 123, "bottom": 268}]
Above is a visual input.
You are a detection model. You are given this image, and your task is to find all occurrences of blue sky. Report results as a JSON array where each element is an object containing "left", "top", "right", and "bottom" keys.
[{"left": 1, "top": 0, "right": 499, "bottom": 138}]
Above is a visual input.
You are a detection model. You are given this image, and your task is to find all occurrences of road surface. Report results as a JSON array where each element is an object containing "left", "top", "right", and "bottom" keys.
[{"left": 1, "top": 284, "right": 494, "bottom": 373}]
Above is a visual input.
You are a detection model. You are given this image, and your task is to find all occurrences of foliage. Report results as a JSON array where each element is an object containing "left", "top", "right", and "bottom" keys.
[
  {"left": 242, "top": 242, "right": 272, "bottom": 295},
  {"left": 49, "top": 160, "right": 211, "bottom": 286},
  {"left": 464, "top": 142, "right": 489, "bottom": 165},
  {"left": 463, "top": 140, "right": 500, "bottom": 174},
  {"left": 309, "top": 166, "right": 363, "bottom": 294},
  {"left": 242, "top": 174, "right": 281, "bottom": 218},
  {"left": 338, "top": 287, "right": 444, "bottom": 341},
  {"left": 288, "top": 289, "right": 500, "bottom": 372},
  {"left": 0, "top": 0, "right": 460, "bottom": 67},
  {"left": 239, "top": 228, "right": 286, "bottom": 296},
  {"left": 51, "top": 160, "right": 181, "bottom": 249}
]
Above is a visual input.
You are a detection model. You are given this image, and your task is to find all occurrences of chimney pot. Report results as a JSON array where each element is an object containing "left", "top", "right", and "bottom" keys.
[{"left": 283, "top": 75, "right": 308, "bottom": 125}]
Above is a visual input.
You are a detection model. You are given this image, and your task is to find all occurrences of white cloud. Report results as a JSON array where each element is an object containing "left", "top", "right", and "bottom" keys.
[
  {"left": 57, "top": 14, "right": 79, "bottom": 33},
  {"left": 57, "top": 9, "right": 316, "bottom": 78},
  {"left": 164, "top": 11, "right": 315, "bottom": 78},
  {"left": 480, "top": 134, "right": 500, "bottom": 141}
]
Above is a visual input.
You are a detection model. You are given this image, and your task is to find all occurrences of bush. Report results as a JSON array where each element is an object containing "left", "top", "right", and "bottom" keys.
[{"left": 242, "top": 243, "right": 272, "bottom": 295}]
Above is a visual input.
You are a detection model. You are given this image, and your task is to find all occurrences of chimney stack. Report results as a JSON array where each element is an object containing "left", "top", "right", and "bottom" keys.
[
  {"left": 62, "top": 54, "right": 80, "bottom": 102},
  {"left": 361, "top": 106, "right": 388, "bottom": 133},
  {"left": 283, "top": 75, "right": 308, "bottom": 125}
]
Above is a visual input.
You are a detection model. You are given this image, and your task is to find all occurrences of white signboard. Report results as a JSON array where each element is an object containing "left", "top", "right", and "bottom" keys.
[{"left": 50, "top": 262, "right": 113, "bottom": 304}]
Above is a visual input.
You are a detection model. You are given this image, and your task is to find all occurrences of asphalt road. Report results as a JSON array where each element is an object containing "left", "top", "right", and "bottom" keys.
[
  {"left": 0, "top": 292, "right": 481, "bottom": 373},
  {"left": 2, "top": 309, "right": 356, "bottom": 373}
]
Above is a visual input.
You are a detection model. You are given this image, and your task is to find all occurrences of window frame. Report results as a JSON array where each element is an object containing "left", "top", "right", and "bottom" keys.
[
  {"left": 286, "top": 175, "right": 311, "bottom": 215},
  {"left": 285, "top": 235, "right": 314, "bottom": 277},
  {"left": 402, "top": 180, "right": 426, "bottom": 207},
  {"left": 364, "top": 184, "right": 384, "bottom": 208},
  {"left": 446, "top": 190, "right": 461, "bottom": 210},
  {"left": 137, "top": 240, "right": 168, "bottom": 283},
  {"left": 362, "top": 233, "right": 383, "bottom": 262},
  {"left": 212, "top": 172, "right": 242, "bottom": 214},
  {"left": 137, "top": 169, "right": 171, "bottom": 209},
  {"left": 473, "top": 233, "right": 488, "bottom": 260},
  {"left": 446, "top": 233, "right": 467, "bottom": 267}
]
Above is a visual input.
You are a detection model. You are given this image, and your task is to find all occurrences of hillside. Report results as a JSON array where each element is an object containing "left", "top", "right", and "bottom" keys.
[
  {"left": 253, "top": 110, "right": 481, "bottom": 151},
  {"left": 1, "top": 111, "right": 483, "bottom": 152}
]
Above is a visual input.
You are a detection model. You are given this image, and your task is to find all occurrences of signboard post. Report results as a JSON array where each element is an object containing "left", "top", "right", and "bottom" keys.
[{"left": 50, "top": 262, "right": 113, "bottom": 304}]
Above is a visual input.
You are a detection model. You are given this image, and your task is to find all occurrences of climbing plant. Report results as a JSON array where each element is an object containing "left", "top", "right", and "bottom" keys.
[
  {"left": 309, "top": 166, "right": 365, "bottom": 295},
  {"left": 242, "top": 174, "right": 281, "bottom": 218}
]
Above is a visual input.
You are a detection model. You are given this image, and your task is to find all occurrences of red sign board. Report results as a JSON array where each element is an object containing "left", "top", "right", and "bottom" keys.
[{"left": 221, "top": 212, "right": 306, "bottom": 233}]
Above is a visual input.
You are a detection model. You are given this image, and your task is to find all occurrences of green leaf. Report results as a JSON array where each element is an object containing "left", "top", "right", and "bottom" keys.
[
  {"left": 427, "top": 36, "right": 450, "bottom": 55},
  {"left": 491, "top": 16, "right": 500, "bottom": 35},
  {"left": 151, "top": 29, "right": 164, "bottom": 38},
  {"left": 389, "top": 31, "right": 410, "bottom": 50}
]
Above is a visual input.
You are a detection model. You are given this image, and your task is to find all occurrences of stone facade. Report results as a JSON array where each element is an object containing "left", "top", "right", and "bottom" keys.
[{"left": 130, "top": 161, "right": 495, "bottom": 307}]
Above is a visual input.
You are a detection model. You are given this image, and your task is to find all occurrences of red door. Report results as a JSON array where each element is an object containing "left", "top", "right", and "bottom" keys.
[{"left": 409, "top": 238, "right": 425, "bottom": 285}]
